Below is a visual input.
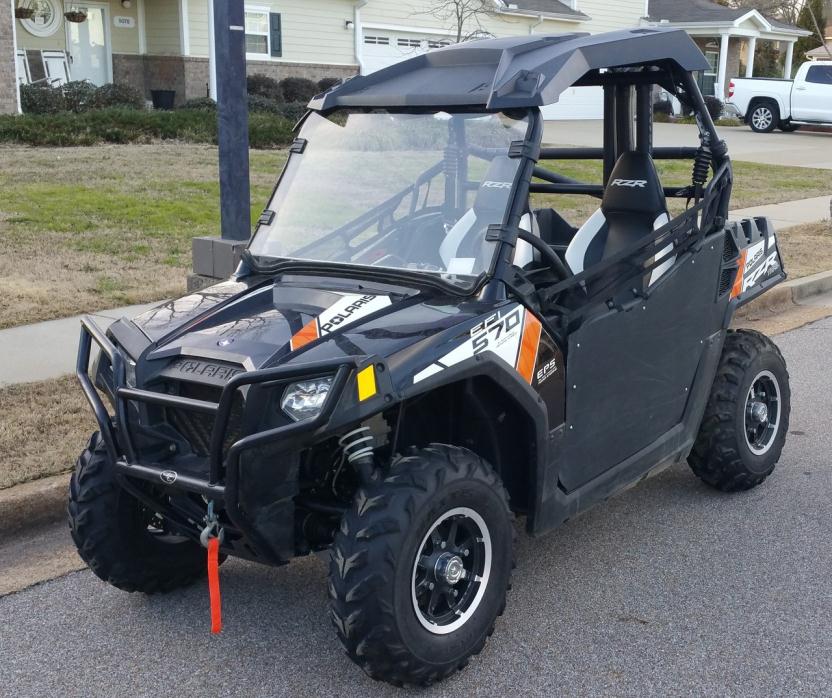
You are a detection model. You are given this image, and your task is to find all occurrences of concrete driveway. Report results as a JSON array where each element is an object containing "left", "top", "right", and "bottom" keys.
[{"left": 544, "top": 121, "right": 832, "bottom": 169}]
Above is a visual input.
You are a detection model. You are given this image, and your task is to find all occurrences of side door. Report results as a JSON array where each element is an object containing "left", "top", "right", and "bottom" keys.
[
  {"left": 791, "top": 64, "right": 832, "bottom": 122},
  {"left": 555, "top": 231, "right": 727, "bottom": 493}
]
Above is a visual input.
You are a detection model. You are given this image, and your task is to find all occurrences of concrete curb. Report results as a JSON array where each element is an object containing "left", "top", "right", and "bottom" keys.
[
  {"left": 0, "top": 473, "right": 70, "bottom": 537},
  {"left": 735, "top": 269, "right": 832, "bottom": 318}
]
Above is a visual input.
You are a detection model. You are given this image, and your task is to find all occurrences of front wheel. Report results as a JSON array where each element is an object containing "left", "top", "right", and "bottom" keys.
[
  {"left": 68, "top": 432, "right": 208, "bottom": 593},
  {"left": 329, "top": 445, "right": 514, "bottom": 687},
  {"left": 748, "top": 101, "right": 779, "bottom": 132},
  {"left": 689, "top": 330, "right": 790, "bottom": 492}
]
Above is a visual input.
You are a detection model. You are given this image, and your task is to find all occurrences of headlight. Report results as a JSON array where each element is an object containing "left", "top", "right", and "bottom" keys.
[{"left": 280, "top": 376, "right": 334, "bottom": 421}]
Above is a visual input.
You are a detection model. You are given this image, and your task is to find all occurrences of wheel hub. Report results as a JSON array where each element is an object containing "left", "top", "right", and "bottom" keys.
[
  {"left": 435, "top": 553, "right": 465, "bottom": 585},
  {"left": 748, "top": 401, "right": 769, "bottom": 424}
]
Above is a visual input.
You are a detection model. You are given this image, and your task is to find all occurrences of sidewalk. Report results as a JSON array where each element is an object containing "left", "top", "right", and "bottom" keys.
[
  {"left": 729, "top": 195, "right": 830, "bottom": 230},
  {"left": 0, "top": 302, "right": 157, "bottom": 388}
]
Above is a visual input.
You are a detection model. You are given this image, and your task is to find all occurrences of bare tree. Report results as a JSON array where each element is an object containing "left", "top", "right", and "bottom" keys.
[
  {"left": 419, "top": 0, "right": 497, "bottom": 43},
  {"left": 714, "top": 0, "right": 803, "bottom": 24}
]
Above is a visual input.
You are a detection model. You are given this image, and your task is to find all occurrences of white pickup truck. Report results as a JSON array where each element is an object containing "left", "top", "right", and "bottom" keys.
[{"left": 726, "top": 60, "right": 832, "bottom": 132}]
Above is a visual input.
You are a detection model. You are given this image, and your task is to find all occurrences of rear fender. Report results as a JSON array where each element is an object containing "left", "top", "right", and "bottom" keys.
[{"left": 724, "top": 217, "right": 785, "bottom": 321}]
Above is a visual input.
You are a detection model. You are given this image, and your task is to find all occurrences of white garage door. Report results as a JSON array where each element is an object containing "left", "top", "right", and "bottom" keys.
[
  {"left": 362, "top": 31, "right": 450, "bottom": 75},
  {"left": 362, "top": 31, "right": 603, "bottom": 121},
  {"left": 541, "top": 86, "right": 604, "bottom": 120}
]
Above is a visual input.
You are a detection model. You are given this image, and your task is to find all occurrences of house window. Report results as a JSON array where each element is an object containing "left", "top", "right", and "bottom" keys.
[
  {"left": 245, "top": 9, "right": 270, "bottom": 56},
  {"left": 697, "top": 50, "right": 719, "bottom": 96},
  {"left": 397, "top": 38, "right": 423, "bottom": 48},
  {"left": 364, "top": 36, "right": 390, "bottom": 45},
  {"left": 428, "top": 40, "right": 451, "bottom": 49}
]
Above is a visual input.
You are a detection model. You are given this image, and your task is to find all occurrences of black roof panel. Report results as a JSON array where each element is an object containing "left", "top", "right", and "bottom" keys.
[{"left": 310, "top": 28, "right": 710, "bottom": 111}]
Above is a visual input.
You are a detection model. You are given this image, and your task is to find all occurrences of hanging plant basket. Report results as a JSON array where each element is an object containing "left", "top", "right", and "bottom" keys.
[
  {"left": 14, "top": 6, "right": 35, "bottom": 19},
  {"left": 64, "top": 10, "right": 88, "bottom": 22}
]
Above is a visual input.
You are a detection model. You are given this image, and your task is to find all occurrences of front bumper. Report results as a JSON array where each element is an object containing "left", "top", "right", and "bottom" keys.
[{"left": 77, "top": 316, "right": 375, "bottom": 564}]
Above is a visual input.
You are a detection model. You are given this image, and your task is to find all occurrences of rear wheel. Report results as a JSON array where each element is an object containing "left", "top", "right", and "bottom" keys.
[
  {"left": 329, "top": 444, "right": 514, "bottom": 686},
  {"left": 748, "top": 101, "right": 779, "bottom": 133},
  {"left": 68, "top": 432, "right": 208, "bottom": 593},
  {"left": 689, "top": 330, "right": 790, "bottom": 491}
]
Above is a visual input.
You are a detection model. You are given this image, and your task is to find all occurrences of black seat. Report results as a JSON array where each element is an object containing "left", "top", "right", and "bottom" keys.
[
  {"left": 600, "top": 151, "right": 668, "bottom": 262},
  {"left": 564, "top": 151, "right": 669, "bottom": 295}
]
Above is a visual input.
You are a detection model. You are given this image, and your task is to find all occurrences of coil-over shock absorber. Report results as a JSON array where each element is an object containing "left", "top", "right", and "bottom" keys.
[
  {"left": 691, "top": 144, "right": 712, "bottom": 201},
  {"left": 338, "top": 426, "right": 376, "bottom": 484}
]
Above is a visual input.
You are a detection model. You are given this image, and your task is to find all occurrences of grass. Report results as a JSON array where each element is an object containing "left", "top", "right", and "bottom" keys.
[
  {"left": 0, "top": 143, "right": 829, "bottom": 329},
  {"left": 0, "top": 376, "right": 94, "bottom": 489},
  {"left": 778, "top": 221, "right": 832, "bottom": 280}
]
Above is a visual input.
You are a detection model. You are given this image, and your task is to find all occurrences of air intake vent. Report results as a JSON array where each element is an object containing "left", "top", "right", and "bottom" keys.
[
  {"left": 723, "top": 233, "right": 738, "bottom": 263},
  {"left": 719, "top": 267, "right": 736, "bottom": 296}
]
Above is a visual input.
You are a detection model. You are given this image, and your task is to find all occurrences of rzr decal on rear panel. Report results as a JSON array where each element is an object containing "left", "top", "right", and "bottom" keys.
[
  {"left": 290, "top": 294, "right": 392, "bottom": 350},
  {"left": 413, "top": 305, "right": 542, "bottom": 384},
  {"left": 731, "top": 229, "right": 782, "bottom": 300}
]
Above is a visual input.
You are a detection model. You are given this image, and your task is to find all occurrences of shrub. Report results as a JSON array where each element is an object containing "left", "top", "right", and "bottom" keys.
[
  {"left": 0, "top": 108, "right": 294, "bottom": 147},
  {"left": 653, "top": 111, "right": 672, "bottom": 123},
  {"left": 653, "top": 99, "right": 673, "bottom": 117},
  {"left": 246, "top": 96, "right": 307, "bottom": 122},
  {"left": 317, "top": 77, "right": 341, "bottom": 93},
  {"left": 703, "top": 95, "right": 724, "bottom": 121},
  {"left": 93, "top": 83, "right": 145, "bottom": 110},
  {"left": 180, "top": 97, "right": 217, "bottom": 111},
  {"left": 62, "top": 80, "right": 97, "bottom": 113},
  {"left": 279, "top": 77, "right": 318, "bottom": 102},
  {"left": 246, "top": 73, "right": 283, "bottom": 101},
  {"left": 20, "top": 83, "right": 65, "bottom": 114}
]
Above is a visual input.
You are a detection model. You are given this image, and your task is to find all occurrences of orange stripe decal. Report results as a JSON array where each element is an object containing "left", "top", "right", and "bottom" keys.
[
  {"left": 730, "top": 250, "right": 748, "bottom": 300},
  {"left": 290, "top": 318, "right": 319, "bottom": 351},
  {"left": 516, "top": 310, "right": 542, "bottom": 384}
]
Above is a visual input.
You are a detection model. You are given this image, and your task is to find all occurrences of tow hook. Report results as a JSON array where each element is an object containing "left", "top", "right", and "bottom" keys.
[{"left": 201, "top": 500, "right": 224, "bottom": 634}]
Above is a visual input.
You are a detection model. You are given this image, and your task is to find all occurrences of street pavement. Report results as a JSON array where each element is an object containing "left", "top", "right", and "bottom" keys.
[
  {"left": 544, "top": 120, "right": 832, "bottom": 169},
  {"left": 2, "top": 316, "right": 832, "bottom": 696}
]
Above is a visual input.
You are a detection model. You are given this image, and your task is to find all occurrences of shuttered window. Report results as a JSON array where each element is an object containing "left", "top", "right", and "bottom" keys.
[{"left": 269, "top": 12, "right": 282, "bottom": 57}]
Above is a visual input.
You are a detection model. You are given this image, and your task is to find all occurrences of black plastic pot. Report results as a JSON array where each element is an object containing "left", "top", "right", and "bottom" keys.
[{"left": 150, "top": 89, "right": 176, "bottom": 110}]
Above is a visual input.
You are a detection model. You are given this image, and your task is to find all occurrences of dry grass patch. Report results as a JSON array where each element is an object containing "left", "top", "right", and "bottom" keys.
[
  {"left": 778, "top": 221, "right": 832, "bottom": 279},
  {"left": 0, "top": 375, "right": 94, "bottom": 490},
  {"left": 0, "top": 144, "right": 285, "bottom": 329}
]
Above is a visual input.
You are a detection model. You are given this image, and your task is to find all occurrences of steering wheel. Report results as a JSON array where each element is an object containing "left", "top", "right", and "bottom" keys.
[{"left": 517, "top": 229, "right": 570, "bottom": 281}]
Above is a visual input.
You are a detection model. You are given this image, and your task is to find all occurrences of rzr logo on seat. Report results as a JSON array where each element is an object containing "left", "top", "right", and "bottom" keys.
[
  {"left": 611, "top": 179, "right": 647, "bottom": 188},
  {"left": 481, "top": 181, "right": 512, "bottom": 189}
]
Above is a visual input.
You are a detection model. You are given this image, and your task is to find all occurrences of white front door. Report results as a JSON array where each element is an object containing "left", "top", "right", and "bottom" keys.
[{"left": 66, "top": 4, "right": 111, "bottom": 85}]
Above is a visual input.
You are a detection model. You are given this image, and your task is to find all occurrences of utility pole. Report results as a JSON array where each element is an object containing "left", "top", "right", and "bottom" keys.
[{"left": 190, "top": 0, "right": 252, "bottom": 290}]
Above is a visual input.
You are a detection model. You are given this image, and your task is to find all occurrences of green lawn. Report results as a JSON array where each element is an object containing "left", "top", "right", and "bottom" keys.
[{"left": 0, "top": 143, "right": 828, "bottom": 329}]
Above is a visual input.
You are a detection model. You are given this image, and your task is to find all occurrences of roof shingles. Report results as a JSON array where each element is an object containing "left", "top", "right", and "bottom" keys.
[
  {"left": 501, "top": 0, "right": 589, "bottom": 20},
  {"left": 648, "top": 0, "right": 802, "bottom": 32}
]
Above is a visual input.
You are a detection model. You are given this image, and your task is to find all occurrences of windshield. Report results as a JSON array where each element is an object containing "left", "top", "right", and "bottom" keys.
[{"left": 248, "top": 110, "right": 530, "bottom": 288}]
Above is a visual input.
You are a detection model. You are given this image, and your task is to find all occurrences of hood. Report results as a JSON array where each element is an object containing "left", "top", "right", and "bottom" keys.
[{"left": 128, "top": 276, "right": 492, "bottom": 376}]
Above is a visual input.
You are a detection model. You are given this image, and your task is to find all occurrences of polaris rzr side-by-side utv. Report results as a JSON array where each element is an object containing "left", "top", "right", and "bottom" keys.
[{"left": 71, "top": 28, "right": 790, "bottom": 686}]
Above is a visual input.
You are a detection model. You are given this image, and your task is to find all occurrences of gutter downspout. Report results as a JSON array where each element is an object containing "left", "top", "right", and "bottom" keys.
[
  {"left": 11, "top": 0, "right": 21, "bottom": 113},
  {"left": 530, "top": 14, "right": 544, "bottom": 34},
  {"left": 354, "top": 0, "right": 368, "bottom": 75}
]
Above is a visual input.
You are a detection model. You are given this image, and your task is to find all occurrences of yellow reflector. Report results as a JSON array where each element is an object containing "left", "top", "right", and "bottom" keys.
[{"left": 356, "top": 365, "right": 377, "bottom": 401}]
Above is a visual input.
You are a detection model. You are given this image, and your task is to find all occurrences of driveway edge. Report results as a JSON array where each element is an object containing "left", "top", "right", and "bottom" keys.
[
  {"left": 0, "top": 473, "right": 70, "bottom": 537},
  {"left": 735, "top": 269, "right": 832, "bottom": 318}
]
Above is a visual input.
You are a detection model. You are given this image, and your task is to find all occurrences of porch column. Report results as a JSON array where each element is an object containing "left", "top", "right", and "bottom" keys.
[
  {"left": 784, "top": 41, "right": 794, "bottom": 79},
  {"left": 208, "top": 0, "right": 217, "bottom": 99},
  {"left": 716, "top": 33, "right": 730, "bottom": 100},
  {"left": 745, "top": 36, "right": 756, "bottom": 78}
]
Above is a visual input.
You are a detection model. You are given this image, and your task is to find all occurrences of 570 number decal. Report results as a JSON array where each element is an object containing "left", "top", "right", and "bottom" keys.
[{"left": 471, "top": 308, "right": 522, "bottom": 355}]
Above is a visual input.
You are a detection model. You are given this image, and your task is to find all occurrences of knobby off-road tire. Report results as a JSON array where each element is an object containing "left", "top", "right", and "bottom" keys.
[
  {"left": 689, "top": 330, "right": 790, "bottom": 492},
  {"left": 329, "top": 444, "right": 514, "bottom": 687},
  {"left": 68, "top": 431, "right": 207, "bottom": 593}
]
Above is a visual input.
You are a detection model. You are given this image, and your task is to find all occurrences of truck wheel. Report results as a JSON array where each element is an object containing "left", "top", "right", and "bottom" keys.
[
  {"left": 748, "top": 101, "right": 778, "bottom": 133},
  {"left": 329, "top": 444, "right": 514, "bottom": 686},
  {"left": 68, "top": 431, "right": 208, "bottom": 593},
  {"left": 689, "top": 330, "right": 790, "bottom": 492}
]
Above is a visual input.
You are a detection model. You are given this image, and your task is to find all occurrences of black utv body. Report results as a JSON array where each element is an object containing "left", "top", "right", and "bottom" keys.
[{"left": 72, "top": 28, "right": 790, "bottom": 686}]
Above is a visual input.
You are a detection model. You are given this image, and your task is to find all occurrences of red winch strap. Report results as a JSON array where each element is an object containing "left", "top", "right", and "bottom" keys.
[{"left": 207, "top": 537, "right": 222, "bottom": 634}]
